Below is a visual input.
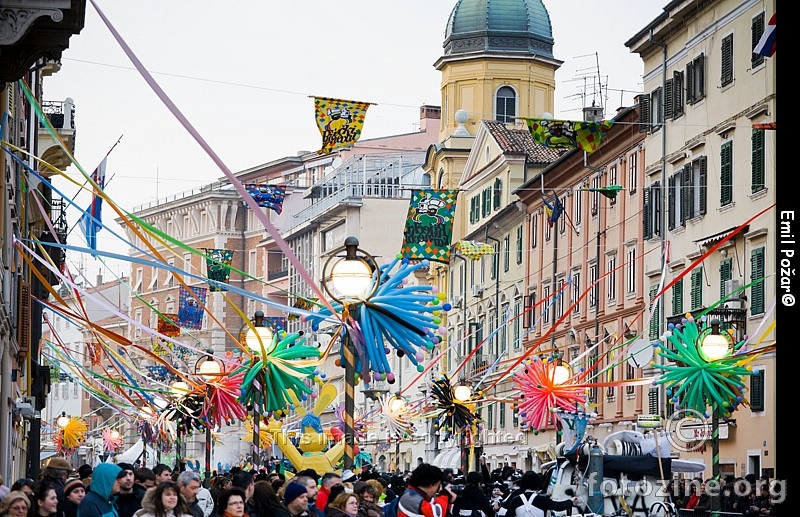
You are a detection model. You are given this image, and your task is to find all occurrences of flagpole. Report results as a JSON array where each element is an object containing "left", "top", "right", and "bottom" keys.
[{"left": 68, "top": 134, "right": 123, "bottom": 203}]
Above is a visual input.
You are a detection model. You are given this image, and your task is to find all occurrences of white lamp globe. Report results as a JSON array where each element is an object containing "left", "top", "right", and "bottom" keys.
[
  {"left": 552, "top": 364, "right": 571, "bottom": 385},
  {"left": 198, "top": 359, "right": 222, "bottom": 381},
  {"left": 453, "top": 385, "right": 472, "bottom": 402},
  {"left": 246, "top": 326, "right": 274, "bottom": 354},
  {"left": 700, "top": 333, "right": 730, "bottom": 361},
  {"left": 330, "top": 258, "right": 373, "bottom": 298}
]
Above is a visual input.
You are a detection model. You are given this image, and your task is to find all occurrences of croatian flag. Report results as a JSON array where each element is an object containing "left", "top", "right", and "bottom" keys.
[
  {"left": 78, "top": 157, "right": 107, "bottom": 254},
  {"left": 754, "top": 12, "right": 776, "bottom": 57}
]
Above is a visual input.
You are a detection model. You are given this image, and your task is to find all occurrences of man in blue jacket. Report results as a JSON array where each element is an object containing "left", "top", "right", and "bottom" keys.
[{"left": 78, "top": 463, "right": 123, "bottom": 517}]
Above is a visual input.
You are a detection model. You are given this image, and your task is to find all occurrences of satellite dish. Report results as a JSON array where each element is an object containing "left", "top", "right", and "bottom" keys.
[
  {"left": 627, "top": 339, "right": 654, "bottom": 369},
  {"left": 332, "top": 157, "right": 343, "bottom": 168}
]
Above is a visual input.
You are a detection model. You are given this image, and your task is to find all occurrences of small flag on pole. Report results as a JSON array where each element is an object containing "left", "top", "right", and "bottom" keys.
[{"left": 78, "top": 157, "right": 107, "bottom": 254}]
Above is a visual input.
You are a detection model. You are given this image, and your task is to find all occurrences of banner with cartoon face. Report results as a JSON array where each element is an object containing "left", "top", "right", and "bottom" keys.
[
  {"left": 314, "top": 96, "right": 372, "bottom": 154},
  {"left": 400, "top": 189, "right": 458, "bottom": 263}
]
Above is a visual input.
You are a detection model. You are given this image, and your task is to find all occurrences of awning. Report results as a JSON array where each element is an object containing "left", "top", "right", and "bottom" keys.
[
  {"left": 694, "top": 225, "right": 748, "bottom": 248},
  {"left": 431, "top": 448, "right": 461, "bottom": 470},
  {"left": 482, "top": 445, "right": 521, "bottom": 458},
  {"left": 40, "top": 451, "right": 57, "bottom": 462}
]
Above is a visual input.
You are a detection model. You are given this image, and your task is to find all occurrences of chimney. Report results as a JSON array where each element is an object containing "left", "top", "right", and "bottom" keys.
[
  {"left": 419, "top": 105, "right": 441, "bottom": 132},
  {"left": 96, "top": 270, "right": 103, "bottom": 286}
]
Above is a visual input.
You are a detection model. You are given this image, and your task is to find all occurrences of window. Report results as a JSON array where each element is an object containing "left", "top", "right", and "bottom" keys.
[
  {"left": 490, "top": 243, "right": 497, "bottom": 281},
  {"left": 667, "top": 171, "right": 683, "bottom": 230},
  {"left": 589, "top": 263, "right": 598, "bottom": 309},
  {"left": 134, "top": 268, "right": 143, "bottom": 295},
  {"left": 167, "top": 258, "right": 175, "bottom": 287},
  {"left": 649, "top": 87, "right": 663, "bottom": 132},
  {"left": 691, "top": 268, "right": 703, "bottom": 310},
  {"left": 609, "top": 166, "right": 617, "bottom": 206},
  {"left": 470, "top": 196, "right": 480, "bottom": 224},
  {"left": 626, "top": 363, "right": 636, "bottom": 395},
  {"left": 503, "top": 235, "right": 510, "bottom": 272},
  {"left": 556, "top": 278, "right": 565, "bottom": 318},
  {"left": 648, "top": 285, "right": 660, "bottom": 340},
  {"left": 626, "top": 248, "right": 636, "bottom": 294},
  {"left": 493, "top": 178, "right": 502, "bottom": 210},
  {"left": 572, "top": 272, "right": 581, "bottom": 314},
  {"left": 628, "top": 152, "right": 638, "bottom": 193},
  {"left": 134, "top": 308, "right": 143, "bottom": 340},
  {"left": 482, "top": 187, "right": 492, "bottom": 218},
  {"left": 148, "top": 266, "right": 159, "bottom": 291},
  {"left": 643, "top": 182, "right": 661, "bottom": 239},
  {"left": 672, "top": 278, "right": 684, "bottom": 315},
  {"left": 512, "top": 406, "right": 519, "bottom": 427},
  {"left": 513, "top": 299, "right": 521, "bottom": 349},
  {"left": 523, "top": 292, "right": 536, "bottom": 329},
  {"left": 574, "top": 187, "right": 582, "bottom": 225},
  {"left": 752, "top": 129, "right": 765, "bottom": 193},
  {"left": 720, "top": 258, "right": 733, "bottom": 298},
  {"left": 721, "top": 34, "right": 734, "bottom": 87},
  {"left": 487, "top": 404, "right": 494, "bottom": 428},
  {"left": 668, "top": 71, "right": 684, "bottom": 119},
  {"left": 183, "top": 253, "right": 192, "bottom": 275},
  {"left": 591, "top": 175, "right": 601, "bottom": 215},
  {"left": 588, "top": 347, "right": 599, "bottom": 404},
  {"left": 686, "top": 53, "right": 706, "bottom": 105},
  {"left": 751, "top": 12, "right": 766, "bottom": 69},
  {"left": 495, "top": 86, "right": 516, "bottom": 123},
  {"left": 545, "top": 214, "right": 552, "bottom": 241},
  {"left": 500, "top": 304, "right": 509, "bottom": 352},
  {"left": 531, "top": 212, "right": 538, "bottom": 249},
  {"left": 750, "top": 369, "right": 765, "bottom": 411},
  {"left": 721, "top": 141, "right": 734, "bottom": 206},
  {"left": 750, "top": 247, "right": 765, "bottom": 315},
  {"left": 542, "top": 285, "right": 550, "bottom": 324},
  {"left": 607, "top": 255, "right": 616, "bottom": 301},
  {"left": 515, "top": 225, "right": 523, "bottom": 264},
  {"left": 248, "top": 250, "right": 257, "bottom": 276},
  {"left": 499, "top": 402, "right": 506, "bottom": 427}
]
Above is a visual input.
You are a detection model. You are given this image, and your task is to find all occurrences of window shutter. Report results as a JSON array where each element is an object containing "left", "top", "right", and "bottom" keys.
[
  {"left": 653, "top": 181, "right": 661, "bottom": 237},
  {"left": 664, "top": 78, "right": 674, "bottom": 119},
  {"left": 691, "top": 268, "right": 703, "bottom": 310},
  {"left": 697, "top": 53, "right": 705, "bottom": 100},
  {"left": 686, "top": 61, "right": 695, "bottom": 105},
  {"left": 643, "top": 186, "right": 652, "bottom": 239},
  {"left": 648, "top": 285, "right": 660, "bottom": 340},
  {"left": 639, "top": 94, "right": 651, "bottom": 132},
  {"left": 720, "top": 259, "right": 733, "bottom": 298},
  {"left": 673, "top": 71, "right": 684, "bottom": 118},
  {"left": 699, "top": 157, "right": 708, "bottom": 215},
  {"left": 493, "top": 178, "right": 502, "bottom": 210},
  {"left": 752, "top": 128, "right": 765, "bottom": 193},
  {"left": 721, "top": 142, "right": 733, "bottom": 205},
  {"left": 721, "top": 34, "right": 734, "bottom": 86},
  {"left": 682, "top": 163, "right": 692, "bottom": 223},
  {"left": 18, "top": 281, "right": 30, "bottom": 359},
  {"left": 751, "top": 247, "right": 765, "bottom": 314},
  {"left": 667, "top": 175, "right": 676, "bottom": 230},
  {"left": 750, "top": 370, "right": 765, "bottom": 412},
  {"left": 751, "top": 13, "right": 765, "bottom": 69},
  {"left": 648, "top": 388, "right": 659, "bottom": 415},
  {"left": 523, "top": 293, "right": 533, "bottom": 328},
  {"left": 672, "top": 279, "right": 683, "bottom": 315}
]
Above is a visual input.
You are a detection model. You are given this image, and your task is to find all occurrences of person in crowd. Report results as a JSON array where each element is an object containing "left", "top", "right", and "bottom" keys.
[
  {"left": 314, "top": 474, "right": 341, "bottom": 513},
  {"left": 60, "top": 479, "right": 86, "bottom": 517},
  {"left": 267, "top": 473, "right": 285, "bottom": 495},
  {"left": 230, "top": 471, "right": 254, "bottom": 517},
  {"left": 42, "top": 459, "right": 73, "bottom": 504},
  {"left": 396, "top": 463, "right": 455, "bottom": 517},
  {"left": 134, "top": 481, "right": 192, "bottom": 517},
  {"left": 451, "top": 472, "right": 494, "bottom": 517},
  {"left": 488, "top": 482, "right": 506, "bottom": 516},
  {"left": 214, "top": 489, "right": 247, "bottom": 517},
  {"left": 208, "top": 477, "right": 231, "bottom": 517},
  {"left": 134, "top": 470, "right": 156, "bottom": 492},
  {"left": 194, "top": 482, "right": 214, "bottom": 517},
  {"left": 290, "top": 476, "right": 320, "bottom": 517},
  {"left": 497, "top": 471, "right": 580, "bottom": 517},
  {"left": 364, "top": 481, "right": 384, "bottom": 507},
  {"left": 77, "top": 468, "right": 93, "bottom": 490},
  {"left": 30, "top": 485, "right": 61, "bottom": 517},
  {"left": 115, "top": 464, "right": 143, "bottom": 517},
  {"left": 176, "top": 472, "right": 203, "bottom": 517},
  {"left": 325, "top": 493, "right": 359, "bottom": 517},
  {"left": 9, "top": 481, "right": 35, "bottom": 499},
  {"left": 0, "top": 475, "right": 10, "bottom": 501},
  {"left": 282, "top": 483, "right": 309, "bottom": 517},
  {"left": 152, "top": 468, "right": 172, "bottom": 486},
  {"left": 353, "top": 484, "right": 380, "bottom": 517},
  {"left": 0, "top": 491, "right": 30, "bottom": 517},
  {"left": 78, "top": 463, "right": 123, "bottom": 517},
  {"left": 248, "top": 481, "right": 288, "bottom": 517}
]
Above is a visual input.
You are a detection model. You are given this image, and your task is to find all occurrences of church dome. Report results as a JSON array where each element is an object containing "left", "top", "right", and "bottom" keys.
[{"left": 443, "top": 0, "right": 554, "bottom": 59}]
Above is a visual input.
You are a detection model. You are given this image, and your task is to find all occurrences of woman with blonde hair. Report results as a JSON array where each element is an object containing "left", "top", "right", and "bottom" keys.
[
  {"left": 0, "top": 491, "right": 30, "bottom": 517},
  {"left": 325, "top": 493, "right": 359, "bottom": 517}
]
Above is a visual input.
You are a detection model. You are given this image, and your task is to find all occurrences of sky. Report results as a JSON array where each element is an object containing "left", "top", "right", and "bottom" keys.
[{"left": 42, "top": 0, "right": 666, "bottom": 280}]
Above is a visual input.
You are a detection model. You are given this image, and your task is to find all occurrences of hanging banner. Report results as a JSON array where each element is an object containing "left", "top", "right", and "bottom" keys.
[
  {"left": 157, "top": 313, "right": 181, "bottom": 337},
  {"left": 454, "top": 241, "right": 494, "bottom": 260},
  {"left": 314, "top": 96, "right": 372, "bottom": 154},
  {"left": 206, "top": 249, "right": 234, "bottom": 291},
  {"left": 288, "top": 297, "right": 318, "bottom": 321},
  {"left": 522, "top": 118, "right": 614, "bottom": 153},
  {"left": 245, "top": 184, "right": 287, "bottom": 214},
  {"left": 86, "top": 342, "right": 102, "bottom": 366},
  {"left": 400, "top": 189, "right": 458, "bottom": 263},
  {"left": 152, "top": 338, "right": 173, "bottom": 358},
  {"left": 177, "top": 286, "right": 207, "bottom": 330}
]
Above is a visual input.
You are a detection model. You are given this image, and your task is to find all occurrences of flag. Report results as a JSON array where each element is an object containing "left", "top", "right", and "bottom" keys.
[
  {"left": 205, "top": 249, "right": 234, "bottom": 291},
  {"left": 522, "top": 118, "right": 614, "bottom": 153},
  {"left": 156, "top": 313, "right": 181, "bottom": 337},
  {"left": 400, "top": 189, "right": 458, "bottom": 263},
  {"left": 542, "top": 193, "right": 563, "bottom": 227},
  {"left": 580, "top": 185, "right": 625, "bottom": 200},
  {"left": 245, "top": 184, "right": 286, "bottom": 214},
  {"left": 754, "top": 12, "right": 776, "bottom": 57},
  {"left": 176, "top": 286, "right": 207, "bottom": 330},
  {"left": 314, "top": 96, "right": 372, "bottom": 154},
  {"left": 78, "top": 157, "right": 107, "bottom": 253},
  {"left": 454, "top": 241, "right": 494, "bottom": 260}
]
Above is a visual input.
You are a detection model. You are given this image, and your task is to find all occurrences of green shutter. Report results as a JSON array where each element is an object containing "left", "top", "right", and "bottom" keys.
[
  {"left": 698, "top": 157, "right": 708, "bottom": 215},
  {"left": 668, "top": 175, "right": 675, "bottom": 230},
  {"left": 720, "top": 259, "right": 733, "bottom": 298},
  {"left": 751, "top": 247, "right": 765, "bottom": 314},
  {"left": 752, "top": 129, "right": 765, "bottom": 193},
  {"left": 500, "top": 402, "right": 506, "bottom": 427},
  {"left": 643, "top": 186, "right": 652, "bottom": 239},
  {"left": 750, "top": 370, "right": 765, "bottom": 411},
  {"left": 649, "top": 285, "right": 660, "bottom": 340},
  {"left": 721, "top": 34, "right": 733, "bottom": 86},
  {"left": 752, "top": 13, "right": 765, "bottom": 69},
  {"left": 720, "top": 141, "right": 733, "bottom": 205},
  {"left": 691, "top": 267, "right": 703, "bottom": 310},
  {"left": 493, "top": 178, "right": 502, "bottom": 210},
  {"left": 672, "top": 278, "right": 683, "bottom": 315}
]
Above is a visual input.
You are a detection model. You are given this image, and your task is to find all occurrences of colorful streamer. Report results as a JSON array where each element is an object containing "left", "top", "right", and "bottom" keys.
[{"left": 522, "top": 117, "right": 614, "bottom": 153}]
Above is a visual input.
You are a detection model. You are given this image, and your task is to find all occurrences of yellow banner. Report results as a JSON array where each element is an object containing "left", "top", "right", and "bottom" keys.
[{"left": 314, "top": 97, "right": 372, "bottom": 154}]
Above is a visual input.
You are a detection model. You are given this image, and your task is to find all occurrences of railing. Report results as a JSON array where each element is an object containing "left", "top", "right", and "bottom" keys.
[
  {"left": 132, "top": 180, "right": 232, "bottom": 212},
  {"left": 40, "top": 100, "right": 75, "bottom": 130},
  {"left": 267, "top": 267, "right": 288, "bottom": 280}
]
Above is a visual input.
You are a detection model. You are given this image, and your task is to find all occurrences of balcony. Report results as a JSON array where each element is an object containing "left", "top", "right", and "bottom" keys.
[
  {"left": 38, "top": 98, "right": 77, "bottom": 173},
  {"left": 267, "top": 266, "right": 289, "bottom": 280}
]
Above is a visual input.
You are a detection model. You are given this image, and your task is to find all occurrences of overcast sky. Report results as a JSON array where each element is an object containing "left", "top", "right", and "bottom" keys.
[{"left": 42, "top": 0, "right": 665, "bottom": 278}]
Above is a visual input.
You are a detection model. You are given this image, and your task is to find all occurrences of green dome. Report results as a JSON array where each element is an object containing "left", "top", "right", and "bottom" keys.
[{"left": 443, "top": 0, "right": 554, "bottom": 59}]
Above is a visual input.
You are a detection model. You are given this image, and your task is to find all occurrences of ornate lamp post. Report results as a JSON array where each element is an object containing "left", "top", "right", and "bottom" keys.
[
  {"left": 170, "top": 380, "right": 191, "bottom": 469},
  {"left": 453, "top": 381, "right": 472, "bottom": 474},
  {"left": 195, "top": 349, "right": 222, "bottom": 487},
  {"left": 388, "top": 393, "right": 407, "bottom": 472},
  {"left": 243, "top": 310, "right": 274, "bottom": 470}
]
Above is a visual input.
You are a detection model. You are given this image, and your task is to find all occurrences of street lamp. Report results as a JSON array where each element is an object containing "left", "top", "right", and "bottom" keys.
[
  {"left": 243, "top": 310, "right": 274, "bottom": 470},
  {"left": 551, "top": 351, "right": 571, "bottom": 386},
  {"left": 453, "top": 381, "right": 472, "bottom": 474},
  {"left": 322, "top": 236, "right": 377, "bottom": 470},
  {"left": 195, "top": 349, "right": 222, "bottom": 487},
  {"left": 389, "top": 393, "right": 407, "bottom": 473},
  {"left": 700, "top": 318, "right": 732, "bottom": 512},
  {"left": 57, "top": 411, "right": 70, "bottom": 429},
  {"left": 170, "top": 380, "right": 191, "bottom": 469}
]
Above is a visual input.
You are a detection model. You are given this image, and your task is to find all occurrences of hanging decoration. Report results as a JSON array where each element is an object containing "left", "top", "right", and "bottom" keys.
[
  {"left": 157, "top": 314, "right": 181, "bottom": 337},
  {"left": 429, "top": 375, "right": 480, "bottom": 439},
  {"left": 169, "top": 394, "right": 207, "bottom": 437},
  {"left": 580, "top": 185, "right": 625, "bottom": 200},
  {"left": 55, "top": 417, "right": 89, "bottom": 456},
  {"left": 522, "top": 117, "right": 614, "bottom": 153},
  {"left": 512, "top": 356, "right": 585, "bottom": 433},
  {"left": 245, "top": 184, "right": 287, "bottom": 214},
  {"left": 332, "top": 404, "right": 370, "bottom": 442},
  {"left": 542, "top": 192, "right": 564, "bottom": 227},
  {"left": 314, "top": 96, "right": 373, "bottom": 154},
  {"left": 303, "top": 255, "right": 450, "bottom": 381},
  {"left": 376, "top": 393, "right": 417, "bottom": 441},
  {"left": 559, "top": 410, "right": 590, "bottom": 456},
  {"left": 400, "top": 189, "right": 459, "bottom": 263},
  {"left": 202, "top": 370, "right": 248, "bottom": 428},
  {"left": 242, "top": 417, "right": 275, "bottom": 449},
  {"left": 288, "top": 297, "right": 318, "bottom": 321},
  {"left": 152, "top": 338, "right": 173, "bottom": 358},
  {"left": 102, "top": 427, "right": 125, "bottom": 453},
  {"left": 205, "top": 249, "right": 234, "bottom": 291},
  {"left": 237, "top": 330, "right": 321, "bottom": 415},
  {"left": 177, "top": 286, "right": 207, "bottom": 330},
  {"left": 453, "top": 240, "right": 494, "bottom": 260},
  {"left": 653, "top": 315, "right": 751, "bottom": 416}
]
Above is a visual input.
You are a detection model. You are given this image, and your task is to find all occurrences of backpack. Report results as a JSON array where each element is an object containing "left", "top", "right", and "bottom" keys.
[
  {"left": 383, "top": 496, "right": 400, "bottom": 517},
  {"left": 516, "top": 493, "right": 545, "bottom": 517}
]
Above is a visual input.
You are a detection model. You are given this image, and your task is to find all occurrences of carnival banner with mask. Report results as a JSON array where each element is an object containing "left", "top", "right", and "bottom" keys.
[
  {"left": 454, "top": 240, "right": 494, "bottom": 260},
  {"left": 177, "top": 286, "right": 207, "bottom": 330},
  {"left": 245, "top": 184, "right": 287, "bottom": 214},
  {"left": 314, "top": 96, "right": 372, "bottom": 154},
  {"left": 206, "top": 249, "right": 234, "bottom": 291},
  {"left": 522, "top": 118, "right": 613, "bottom": 153},
  {"left": 400, "top": 189, "right": 458, "bottom": 263},
  {"left": 157, "top": 313, "right": 181, "bottom": 337}
]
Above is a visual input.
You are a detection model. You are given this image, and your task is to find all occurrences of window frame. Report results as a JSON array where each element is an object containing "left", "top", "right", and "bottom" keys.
[
  {"left": 752, "top": 128, "right": 765, "bottom": 193},
  {"left": 495, "top": 85, "right": 517, "bottom": 124},
  {"left": 721, "top": 33, "right": 734, "bottom": 87}
]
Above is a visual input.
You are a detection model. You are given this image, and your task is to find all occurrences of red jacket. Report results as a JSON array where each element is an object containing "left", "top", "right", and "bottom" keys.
[
  {"left": 315, "top": 486, "right": 331, "bottom": 512},
  {"left": 397, "top": 487, "right": 451, "bottom": 517}
]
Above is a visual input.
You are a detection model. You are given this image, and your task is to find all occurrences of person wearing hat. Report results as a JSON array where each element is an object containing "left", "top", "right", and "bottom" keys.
[
  {"left": 282, "top": 482, "right": 309, "bottom": 517},
  {"left": 497, "top": 471, "right": 580, "bottom": 517},
  {"left": 43, "top": 458, "right": 74, "bottom": 505},
  {"left": 0, "top": 491, "right": 29, "bottom": 517},
  {"left": 451, "top": 472, "right": 494, "bottom": 517},
  {"left": 78, "top": 463, "right": 123, "bottom": 517},
  {"left": 115, "top": 463, "right": 144, "bottom": 517},
  {"left": 59, "top": 479, "right": 86, "bottom": 517},
  {"left": 78, "top": 466, "right": 93, "bottom": 490},
  {"left": 488, "top": 483, "right": 506, "bottom": 516}
]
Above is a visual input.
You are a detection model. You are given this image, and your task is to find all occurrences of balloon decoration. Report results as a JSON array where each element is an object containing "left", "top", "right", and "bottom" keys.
[
  {"left": 238, "top": 330, "right": 321, "bottom": 415},
  {"left": 654, "top": 315, "right": 751, "bottom": 416},
  {"left": 203, "top": 371, "right": 248, "bottom": 428},
  {"left": 170, "top": 394, "right": 207, "bottom": 437},
  {"left": 242, "top": 417, "right": 274, "bottom": 449},
  {"left": 512, "top": 356, "right": 585, "bottom": 433},
  {"left": 304, "top": 256, "right": 449, "bottom": 383},
  {"left": 333, "top": 403, "right": 370, "bottom": 442},
  {"left": 429, "top": 375, "right": 480, "bottom": 439},
  {"left": 102, "top": 427, "right": 124, "bottom": 453},
  {"left": 377, "top": 393, "right": 417, "bottom": 441},
  {"left": 55, "top": 417, "right": 88, "bottom": 456}
]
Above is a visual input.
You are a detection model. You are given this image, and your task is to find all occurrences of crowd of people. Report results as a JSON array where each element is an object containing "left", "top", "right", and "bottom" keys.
[
  {"left": 0, "top": 458, "right": 781, "bottom": 517},
  {"left": 667, "top": 474, "right": 779, "bottom": 516}
]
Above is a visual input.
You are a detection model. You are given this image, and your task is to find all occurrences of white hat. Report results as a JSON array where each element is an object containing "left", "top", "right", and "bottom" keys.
[{"left": 341, "top": 469, "right": 357, "bottom": 483}]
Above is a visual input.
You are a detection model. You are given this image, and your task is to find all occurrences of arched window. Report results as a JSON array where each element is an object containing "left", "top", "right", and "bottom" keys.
[{"left": 495, "top": 86, "right": 517, "bottom": 123}]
